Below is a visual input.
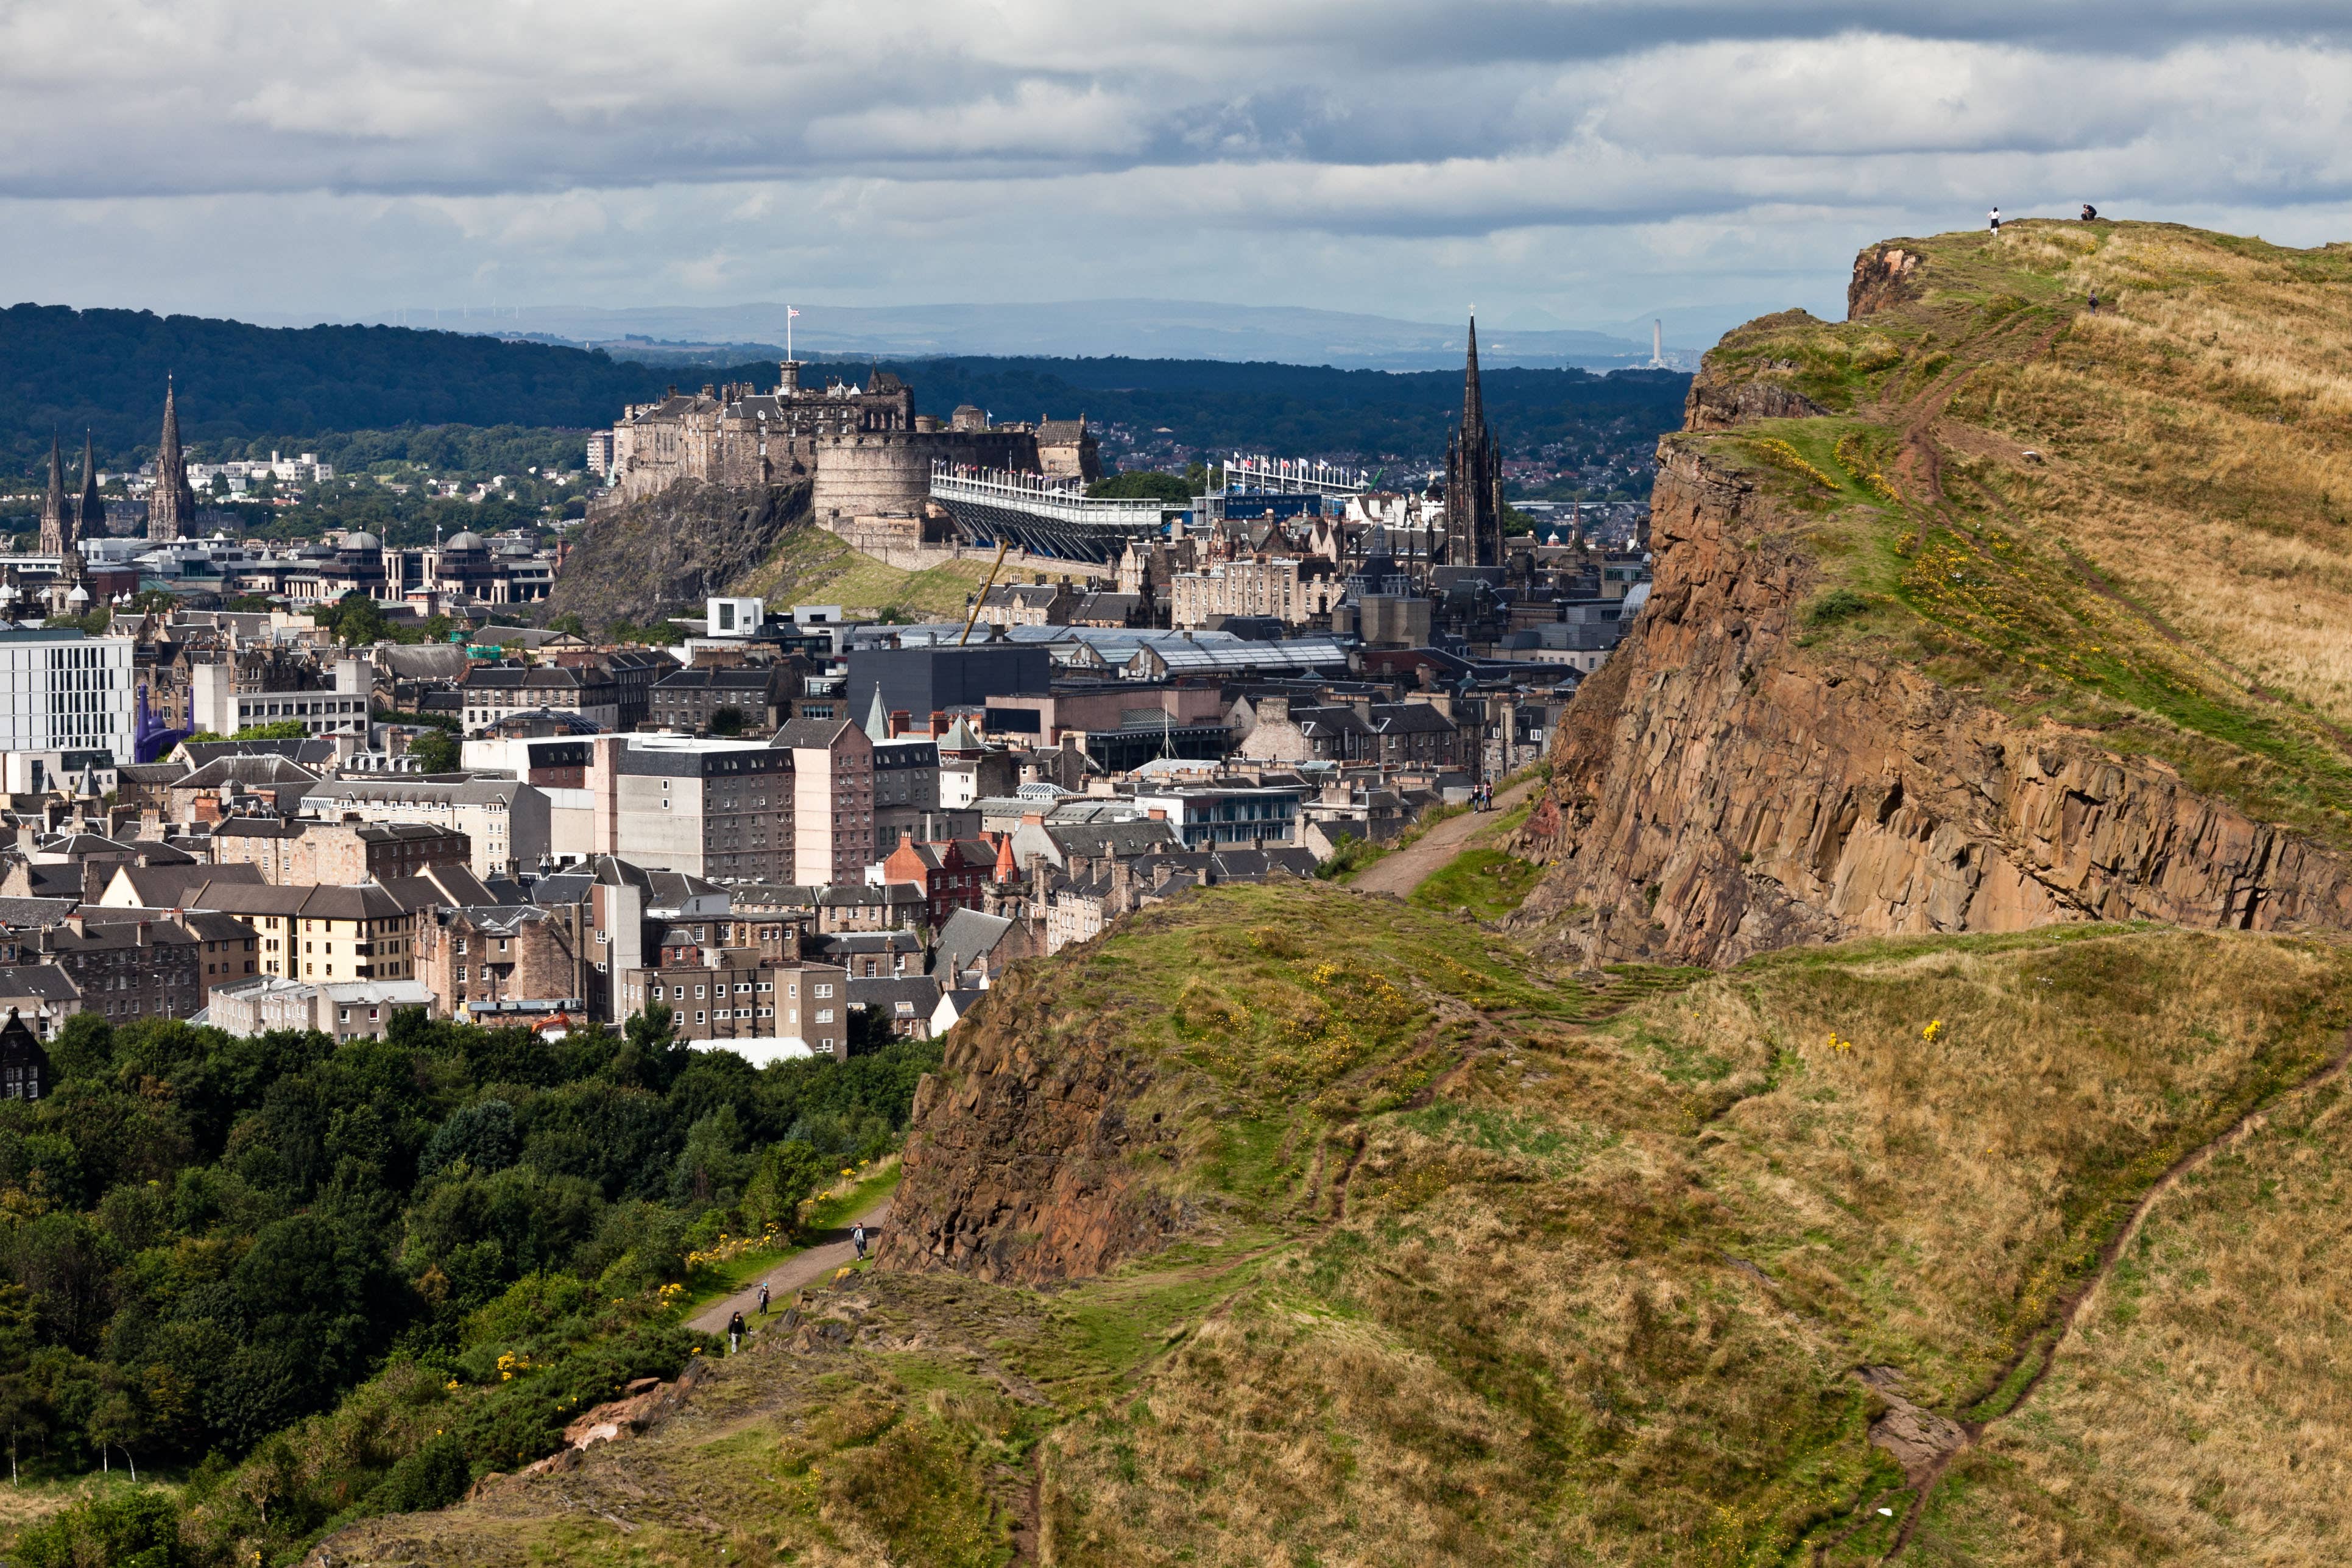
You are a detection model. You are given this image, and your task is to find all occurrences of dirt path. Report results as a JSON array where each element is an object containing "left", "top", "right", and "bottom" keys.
[
  {"left": 687, "top": 1194, "right": 893, "bottom": 1335},
  {"left": 1879, "top": 1030, "right": 2352, "bottom": 1561},
  {"left": 1348, "top": 780, "right": 1539, "bottom": 899}
]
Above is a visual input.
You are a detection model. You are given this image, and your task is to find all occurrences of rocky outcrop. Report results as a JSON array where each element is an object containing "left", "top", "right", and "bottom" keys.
[
  {"left": 1516, "top": 440, "right": 2352, "bottom": 966},
  {"left": 540, "top": 478, "right": 810, "bottom": 630},
  {"left": 1683, "top": 343, "right": 1832, "bottom": 431},
  {"left": 1849, "top": 242, "right": 1927, "bottom": 318},
  {"left": 875, "top": 969, "right": 1188, "bottom": 1285}
]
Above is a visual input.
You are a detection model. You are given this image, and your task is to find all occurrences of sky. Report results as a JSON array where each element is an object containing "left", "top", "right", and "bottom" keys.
[{"left": 2, "top": 1, "right": 2349, "bottom": 345}]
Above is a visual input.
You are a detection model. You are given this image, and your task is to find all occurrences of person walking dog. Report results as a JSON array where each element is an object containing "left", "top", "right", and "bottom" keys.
[{"left": 727, "top": 1310, "right": 746, "bottom": 1354}]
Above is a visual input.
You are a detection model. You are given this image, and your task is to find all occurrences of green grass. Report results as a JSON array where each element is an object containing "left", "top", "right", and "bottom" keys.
[
  {"left": 727, "top": 524, "right": 1009, "bottom": 619},
  {"left": 673, "top": 1165, "right": 903, "bottom": 1317},
  {"left": 1408, "top": 847, "right": 1545, "bottom": 920}
]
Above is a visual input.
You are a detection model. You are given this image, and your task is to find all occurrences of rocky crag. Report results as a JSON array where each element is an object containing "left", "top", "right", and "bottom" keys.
[
  {"left": 875, "top": 961, "right": 1191, "bottom": 1283},
  {"left": 1516, "top": 223, "right": 2352, "bottom": 965},
  {"left": 539, "top": 478, "right": 809, "bottom": 630}
]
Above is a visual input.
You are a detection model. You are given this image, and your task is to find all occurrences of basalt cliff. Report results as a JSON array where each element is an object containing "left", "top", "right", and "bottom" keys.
[{"left": 1517, "top": 222, "right": 2352, "bottom": 965}]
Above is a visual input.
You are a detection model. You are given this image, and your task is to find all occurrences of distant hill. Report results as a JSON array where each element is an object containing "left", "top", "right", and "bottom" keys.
[
  {"left": 0, "top": 303, "right": 658, "bottom": 473},
  {"left": 298, "top": 297, "right": 1701, "bottom": 370},
  {"left": 0, "top": 303, "right": 1690, "bottom": 487}
]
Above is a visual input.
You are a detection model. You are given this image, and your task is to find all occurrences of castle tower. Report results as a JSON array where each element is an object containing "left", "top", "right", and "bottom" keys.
[
  {"left": 149, "top": 378, "right": 198, "bottom": 543},
  {"left": 77, "top": 433, "right": 105, "bottom": 543},
  {"left": 37, "top": 434, "right": 69, "bottom": 556},
  {"left": 1443, "top": 317, "right": 1505, "bottom": 567}
]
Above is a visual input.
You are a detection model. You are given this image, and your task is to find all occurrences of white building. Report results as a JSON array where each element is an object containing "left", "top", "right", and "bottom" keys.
[
  {"left": 0, "top": 627, "right": 137, "bottom": 777},
  {"left": 189, "top": 655, "right": 373, "bottom": 738}
]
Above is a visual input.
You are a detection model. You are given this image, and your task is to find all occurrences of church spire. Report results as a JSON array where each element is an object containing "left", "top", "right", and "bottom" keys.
[
  {"left": 78, "top": 432, "right": 104, "bottom": 543},
  {"left": 1463, "top": 314, "right": 1485, "bottom": 436},
  {"left": 149, "top": 376, "right": 197, "bottom": 543},
  {"left": 40, "top": 433, "right": 68, "bottom": 554}
]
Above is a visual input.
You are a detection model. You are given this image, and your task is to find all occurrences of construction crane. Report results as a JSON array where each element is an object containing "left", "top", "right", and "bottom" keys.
[{"left": 958, "top": 539, "right": 1014, "bottom": 645}]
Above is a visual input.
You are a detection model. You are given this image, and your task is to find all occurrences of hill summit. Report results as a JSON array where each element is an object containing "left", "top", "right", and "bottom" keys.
[{"left": 1519, "top": 221, "right": 2352, "bottom": 963}]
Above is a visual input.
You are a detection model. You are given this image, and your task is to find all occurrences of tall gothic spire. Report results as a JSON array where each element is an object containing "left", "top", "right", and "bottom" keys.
[
  {"left": 1463, "top": 314, "right": 1485, "bottom": 436},
  {"left": 39, "top": 433, "right": 69, "bottom": 555},
  {"left": 77, "top": 432, "right": 104, "bottom": 542},
  {"left": 149, "top": 376, "right": 197, "bottom": 543}
]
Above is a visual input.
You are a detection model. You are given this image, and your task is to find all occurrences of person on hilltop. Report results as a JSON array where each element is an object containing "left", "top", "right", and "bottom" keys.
[
  {"left": 1989, "top": 206, "right": 2002, "bottom": 235},
  {"left": 852, "top": 1221, "right": 869, "bottom": 1262},
  {"left": 2087, "top": 288, "right": 2100, "bottom": 316},
  {"left": 2082, "top": 203, "right": 2099, "bottom": 222},
  {"left": 757, "top": 1279, "right": 771, "bottom": 1315},
  {"left": 727, "top": 1310, "right": 746, "bottom": 1354}
]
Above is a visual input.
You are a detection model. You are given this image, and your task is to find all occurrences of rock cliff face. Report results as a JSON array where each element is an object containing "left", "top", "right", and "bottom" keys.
[
  {"left": 540, "top": 478, "right": 810, "bottom": 630},
  {"left": 875, "top": 966, "right": 1188, "bottom": 1284},
  {"left": 1516, "top": 441, "right": 2352, "bottom": 966}
]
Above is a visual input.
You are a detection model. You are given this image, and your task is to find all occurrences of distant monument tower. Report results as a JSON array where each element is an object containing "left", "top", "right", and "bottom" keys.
[
  {"left": 1651, "top": 319, "right": 1665, "bottom": 367},
  {"left": 149, "top": 377, "right": 197, "bottom": 542},
  {"left": 37, "top": 434, "right": 70, "bottom": 556},
  {"left": 1443, "top": 316, "right": 1505, "bottom": 568}
]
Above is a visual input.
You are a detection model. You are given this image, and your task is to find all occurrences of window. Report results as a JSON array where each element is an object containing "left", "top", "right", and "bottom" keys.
[
  {"left": 695, "top": 1010, "right": 706, "bottom": 1023},
  {"left": 816, "top": 1008, "right": 834, "bottom": 1024}
]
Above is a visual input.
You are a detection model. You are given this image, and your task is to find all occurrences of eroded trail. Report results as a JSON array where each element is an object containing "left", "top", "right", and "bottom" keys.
[{"left": 1878, "top": 1028, "right": 2352, "bottom": 1561}]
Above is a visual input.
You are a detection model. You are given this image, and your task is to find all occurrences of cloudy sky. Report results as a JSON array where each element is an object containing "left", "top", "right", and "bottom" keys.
[{"left": 3, "top": 1, "right": 2348, "bottom": 341}]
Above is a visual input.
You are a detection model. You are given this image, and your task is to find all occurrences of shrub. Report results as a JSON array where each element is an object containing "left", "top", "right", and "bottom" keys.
[
  {"left": 1806, "top": 588, "right": 1873, "bottom": 626},
  {"left": 380, "top": 1430, "right": 471, "bottom": 1513},
  {"left": 13, "top": 1487, "right": 188, "bottom": 1568}
]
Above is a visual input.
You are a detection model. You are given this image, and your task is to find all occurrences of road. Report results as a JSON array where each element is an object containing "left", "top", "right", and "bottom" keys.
[
  {"left": 687, "top": 1195, "right": 893, "bottom": 1336},
  {"left": 1347, "top": 780, "right": 1540, "bottom": 899}
]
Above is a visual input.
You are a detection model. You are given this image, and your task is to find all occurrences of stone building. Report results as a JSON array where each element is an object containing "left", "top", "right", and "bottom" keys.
[
  {"left": 35, "top": 910, "right": 257, "bottom": 1022},
  {"left": 1170, "top": 554, "right": 1344, "bottom": 630},
  {"left": 603, "top": 362, "right": 1052, "bottom": 520},
  {"left": 211, "top": 816, "right": 471, "bottom": 886},
  {"left": 414, "top": 904, "right": 585, "bottom": 1019},
  {"left": 0, "top": 1009, "right": 51, "bottom": 1101}
]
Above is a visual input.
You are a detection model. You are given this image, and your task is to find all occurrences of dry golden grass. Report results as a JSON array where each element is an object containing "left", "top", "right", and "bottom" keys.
[
  {"left": 1910, "top": 1064, "right": 2352, "bottom": 1563},
  {"left": 1929, "top": 225, "right": 2352, "bottom": 727},
  {"left": 292, "top": 892, "right": 2352, "bottom": 1568}
]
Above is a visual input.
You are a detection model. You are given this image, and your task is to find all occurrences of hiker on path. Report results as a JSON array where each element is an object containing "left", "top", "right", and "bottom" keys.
[
  {"left": 2087, "top": 288, "right": 2100, "bottom": 316},
  {"left": 757, "top": 1280, "right": 771, "bottom": 1315},
  {"left": 852, "top": 1222, "right": 869, "bottom": 1262},
  {"left": 1988, "top": 207, "right": 2002, "bottom": 234},
  {"left": 727, "top": 1310, "right": 746, "bottom": 1354}
]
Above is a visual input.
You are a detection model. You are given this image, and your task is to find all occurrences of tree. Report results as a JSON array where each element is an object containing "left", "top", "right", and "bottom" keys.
[
  {"left": 1088, "top": 470, "right": 1194, "bottom": 503},
  {"left": 231, "top": 720, "right": 310, "bottom": 740},
  {"left": 408, "top": 728, "right": 460, "bottom": 774},
  {"left": 709, "top": 706, "right": 744, "bottom": 736},
  {"left": 546, "top": 612, "right": 586, "bottom": 637}
]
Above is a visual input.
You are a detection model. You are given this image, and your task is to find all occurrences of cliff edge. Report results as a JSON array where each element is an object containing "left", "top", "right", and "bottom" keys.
[
  {"left": 540, "top": 478, "right": 809, "bottom": 632},
  {"left": 1517, "top": 221, "right": 2352, "bottom": 964}
]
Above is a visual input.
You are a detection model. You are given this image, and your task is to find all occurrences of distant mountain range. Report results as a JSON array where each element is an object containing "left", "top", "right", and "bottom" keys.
[{"left": 267, "top": 298, "right": 1752, "bottom": 372}]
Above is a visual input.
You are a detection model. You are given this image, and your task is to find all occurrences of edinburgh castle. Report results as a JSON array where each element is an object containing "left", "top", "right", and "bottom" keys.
[{"left": 600, "top": 361, "right": 1097, "bottom": 521}]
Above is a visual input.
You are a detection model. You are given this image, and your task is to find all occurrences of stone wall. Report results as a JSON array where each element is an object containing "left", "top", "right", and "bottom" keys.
[
  {"left": 809, "top": 429, "right": 1040, "bottom": 522},
  {"left": 1514, "top": 439, "right": 2352, "bottom": 966}
]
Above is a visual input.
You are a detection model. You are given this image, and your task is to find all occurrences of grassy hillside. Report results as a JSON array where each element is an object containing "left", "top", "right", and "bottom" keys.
[
  {"left": 1684, "top": 222, "right": 2352, "bottom": 848},
  {"left": 293, "top": 881, "right": 2352, "bottom": 1566},
  {"left": 725, "top": 525, "right": 1005, "bottom": 622}
]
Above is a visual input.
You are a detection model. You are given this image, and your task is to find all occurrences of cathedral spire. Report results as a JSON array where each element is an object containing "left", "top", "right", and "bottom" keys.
[
  {"left": 78, "top": 431, "right": 104, "bottom": 543},
  {"left": 149, "top": 376, "right": 197, "bottom": 543},
  {"left": 40, "top": 433, "right": 69, "bottom": 555}
]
